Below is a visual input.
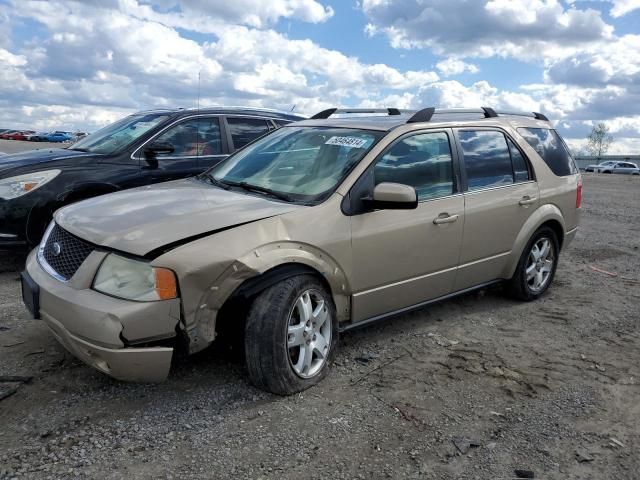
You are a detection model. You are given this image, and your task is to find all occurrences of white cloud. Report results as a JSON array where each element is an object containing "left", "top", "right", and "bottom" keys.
[
  {"left": 362, "top": 0, "right": 613, "bottom": 60},
  {"left": 0, "top": 0, "right": 638, "bottom": 153},
  {"left": 412, "top": 80, "right": 540, "bottom": 113},
  {"left": 1, "top": 1, "right": 439, "bottom": 130},
  {"left": 545, "top": 34, "right": 640, "bottom": 87},
  {"left": 92, "top": 0, "right": 334, "bottom": 29},
  {"left": 435, "top": 58, "right": 479, "bottom": 76},
  {"left": 606, "top": 0, "right": 640, "bottom": 17}
]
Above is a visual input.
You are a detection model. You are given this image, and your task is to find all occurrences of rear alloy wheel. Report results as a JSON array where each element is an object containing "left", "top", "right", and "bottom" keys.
[
  {"left": 244, "top": 275, "right": 338, "bottom": 395},
  {"left": 525, "top": 237, "right": 555, "bottom": 293},
  {"left": 506, "top": 227, "right": 559, "bottom": 301}
]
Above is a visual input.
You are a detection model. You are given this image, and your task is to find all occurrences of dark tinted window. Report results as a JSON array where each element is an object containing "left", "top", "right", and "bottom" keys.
[
  {"left": 374, "top": 132, "right": 454, "bottom": 201},
  {"left": 155, "top": 117, "right": 222, "bottom": 157},
  {"left": 227, "top": 117, "right": 271, "bottom": 149},
  {"left": 507, "top": 138, "right": 530, "bottom": 182},
  {"left": 517, "top": 128, "right": 577, "bottom": 176},
  {"left": 459, "top": 130, "right": 513, "bottom": 190}
]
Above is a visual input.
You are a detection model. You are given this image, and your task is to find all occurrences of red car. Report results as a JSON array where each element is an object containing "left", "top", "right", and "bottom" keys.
[{"left": 1, "top": 130, "right": 35, "bottom": 140}]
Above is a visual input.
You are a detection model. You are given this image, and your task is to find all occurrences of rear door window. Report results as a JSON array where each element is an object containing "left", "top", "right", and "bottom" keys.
[
  {"left": 507, "top": 137, "right": 531, "bottom": 182},
  {"left": 517, "top": 128, "right": 578, "bottom": 176},
  {"left": 227, "top": 117, "right": 271, "bottom": 150},
  {"left": 458, "top": 130, "right": 513, "bottom": 191}
]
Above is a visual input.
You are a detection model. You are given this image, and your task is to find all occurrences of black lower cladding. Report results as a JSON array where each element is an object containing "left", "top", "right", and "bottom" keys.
[
  {"left": 21, "top": 271, "right": 40, "bottom": 319},
  {"left": 41, "top": 224, "right": 94, "bottom": 280}
]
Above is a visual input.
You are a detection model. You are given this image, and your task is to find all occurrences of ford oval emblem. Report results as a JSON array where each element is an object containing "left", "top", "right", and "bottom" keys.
[{"left": 52, "top": 242, "right": 62, "bottom": 256}]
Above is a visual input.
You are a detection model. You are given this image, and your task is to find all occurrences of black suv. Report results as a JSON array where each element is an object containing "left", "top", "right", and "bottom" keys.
[{"left": 0, "top": 107, "right": 305, "bottom": 249}]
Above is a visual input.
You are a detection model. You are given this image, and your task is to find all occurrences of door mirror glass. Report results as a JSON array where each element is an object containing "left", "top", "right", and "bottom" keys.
[{"left": 370, "top": 182, "right": 418, "bottom": 210}]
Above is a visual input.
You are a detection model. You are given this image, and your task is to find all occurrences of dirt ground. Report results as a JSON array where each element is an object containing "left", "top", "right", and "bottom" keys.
[{"left": 0, "top": 174, "right": 638, "bottom": 480}]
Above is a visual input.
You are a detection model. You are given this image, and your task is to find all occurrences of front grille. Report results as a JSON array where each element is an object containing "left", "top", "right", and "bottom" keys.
[{"left": 40, "top": 224, "right": 94, "bottom": 281}]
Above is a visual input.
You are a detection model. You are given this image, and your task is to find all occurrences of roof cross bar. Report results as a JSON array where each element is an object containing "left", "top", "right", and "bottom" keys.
[
  {"left": 406, "top": 107, "right": 435, "bottom": 123},
  {"left": 481, "top": 107, "right": 498, "bottom": 118},
  {"left": 310, "top": 108, "right": 402, "bottom": 119}
]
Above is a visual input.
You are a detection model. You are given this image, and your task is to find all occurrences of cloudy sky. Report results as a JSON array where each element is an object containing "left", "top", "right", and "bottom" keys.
[{"left": 1, "top": 0, "right": 639, "bottom": 153}]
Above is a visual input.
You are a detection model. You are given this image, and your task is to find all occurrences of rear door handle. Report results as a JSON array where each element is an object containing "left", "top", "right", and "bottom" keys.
[
  {"left": 519, "top": 196, "right": 537, "bottom": 206},
  {"left": 433, "top": 213, "right": 459, "bottom": 224}
]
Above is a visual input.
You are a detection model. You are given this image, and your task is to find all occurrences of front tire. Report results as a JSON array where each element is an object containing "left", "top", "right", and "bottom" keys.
[
  {"left": 506, "top": 227, "right": 559, "bottom": 301},
  {"left": 244, "top": 275, "right": 338, "bottom": 395}
]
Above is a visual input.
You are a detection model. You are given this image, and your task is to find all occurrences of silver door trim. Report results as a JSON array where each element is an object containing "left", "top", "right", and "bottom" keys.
[{"left": 353, "top": 265, "right": 458, "bottom": 297}]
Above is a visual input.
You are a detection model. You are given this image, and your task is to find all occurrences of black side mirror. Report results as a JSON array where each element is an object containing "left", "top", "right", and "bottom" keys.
[{"left": 144, "top": 141, "right": 175, "bottom": 157}]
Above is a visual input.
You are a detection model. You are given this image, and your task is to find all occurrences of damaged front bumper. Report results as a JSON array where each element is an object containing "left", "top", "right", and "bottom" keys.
[{"left": 24, "top": 249, "right": 180, "bottom": 382}]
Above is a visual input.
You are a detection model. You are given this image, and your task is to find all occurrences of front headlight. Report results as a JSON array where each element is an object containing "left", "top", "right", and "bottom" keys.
[
  {"left": 93, "top": 254, "right": 178, "bottom": 301},
  {"left": 0, "top": 169, "right": 61, "bottom": 200}
]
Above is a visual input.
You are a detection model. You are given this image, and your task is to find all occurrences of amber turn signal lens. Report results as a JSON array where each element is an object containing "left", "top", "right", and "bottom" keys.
[{"left": 154, "top": 268, "right": 178, "bottom": 300}]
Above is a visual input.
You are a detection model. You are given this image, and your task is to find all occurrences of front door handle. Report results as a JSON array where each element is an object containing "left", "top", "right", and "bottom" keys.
[
  {"left": 519, "top": 196, "right": 538, "bottom": 206},
  {"left": 433, "top": 213, "right": 459, "bottom": 224}
]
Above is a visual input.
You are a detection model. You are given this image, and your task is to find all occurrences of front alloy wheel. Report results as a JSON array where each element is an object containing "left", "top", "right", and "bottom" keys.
[
  {"left": 287, "top": 289, "right": 332, "bottom": 378},
  {"left": 245, "top": 275, "right": 338, "bottom": 395}
]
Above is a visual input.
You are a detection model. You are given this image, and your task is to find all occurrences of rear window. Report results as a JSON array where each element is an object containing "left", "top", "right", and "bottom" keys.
[
  {"left": 227, "top": 117, "right": 271, "bottom": 150},
  {"left": 517, "top": 128, "right": 578, "bottom": 176}
]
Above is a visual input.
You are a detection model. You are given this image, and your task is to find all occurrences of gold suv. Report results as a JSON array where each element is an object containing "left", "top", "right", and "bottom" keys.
[{"left": 22, "top": 107, "right": 582, "bottom": 394}]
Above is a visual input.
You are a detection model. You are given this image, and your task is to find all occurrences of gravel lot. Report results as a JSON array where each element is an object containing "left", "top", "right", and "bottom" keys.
[
  {"left": 0, "top": 139, "right": 65, "bottom": 155},
  {"left": 1, "top": 174, "right": 638, "bottom": 480}
]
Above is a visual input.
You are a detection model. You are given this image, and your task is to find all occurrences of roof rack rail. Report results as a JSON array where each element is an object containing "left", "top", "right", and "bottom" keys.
[
  {"left": 493, "top": 110, "right": 550, "bottom": 121},
  {"left": 407, "top": 107, "right": 550, "bottom": 124},
  {"left": 310, "top": 108, "right": 402, "bottom": 119}
]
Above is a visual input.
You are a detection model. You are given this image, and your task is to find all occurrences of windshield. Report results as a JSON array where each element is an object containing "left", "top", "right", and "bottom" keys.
[
  {"left": 69, "top": 113, "right": 170, "bottom": 154},
  {"left": 206, "top": 126, "right": 384, "bottom": 203}
]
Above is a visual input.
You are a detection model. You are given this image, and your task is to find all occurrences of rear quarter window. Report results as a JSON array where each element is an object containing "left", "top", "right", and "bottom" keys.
[{"left": 517, "top": 128, "right": 578, "bottom": 176}]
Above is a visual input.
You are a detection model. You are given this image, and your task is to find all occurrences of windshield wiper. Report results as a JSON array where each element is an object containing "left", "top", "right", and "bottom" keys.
[
  {"left": 68, "top": 146, "right": 89, "bottom": 152},
  {"left": 199, "top": 172, "right": 230, "bottom": 190},
  {"left": 223, "top": 180, "right": 293, "bottom": 202}
]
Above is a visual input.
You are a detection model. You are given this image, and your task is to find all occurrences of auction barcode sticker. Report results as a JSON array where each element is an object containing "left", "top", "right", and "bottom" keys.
[{"left": 325, "top": 136, "right": 368, "bottom": 148}]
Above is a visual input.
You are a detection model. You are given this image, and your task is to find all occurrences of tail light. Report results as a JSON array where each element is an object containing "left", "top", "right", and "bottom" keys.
[{"left": 576, "top": 177, "right": 583, "bottom": 208}]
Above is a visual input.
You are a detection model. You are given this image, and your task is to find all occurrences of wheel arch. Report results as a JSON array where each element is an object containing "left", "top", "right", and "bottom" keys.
[
  {"left": 57, "top": 181, "right": 121, "bottom": 203},
  {"left": 184, "top": 242, "right": 351, "bottom": 354},
  {"left": 503, "top": 205, "right": 566, "bottom": 279}
]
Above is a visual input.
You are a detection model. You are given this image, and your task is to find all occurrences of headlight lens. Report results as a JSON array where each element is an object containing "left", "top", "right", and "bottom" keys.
[
  {"left": 0, "top": 169, "right": 61, "bottom": 200},
  {"left": 93, "top": 254, "right": 177, "bottom": 301}
]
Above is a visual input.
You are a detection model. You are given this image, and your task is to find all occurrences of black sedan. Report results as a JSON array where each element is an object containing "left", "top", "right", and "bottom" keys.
[{"left": 0, "top": 107, "right": 305, "bottom": 249}]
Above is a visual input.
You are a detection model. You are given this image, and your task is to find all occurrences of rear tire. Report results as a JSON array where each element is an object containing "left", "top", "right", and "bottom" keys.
[
  {"left": 506, "top": 227, "right": 559, "bottom": 301},
  {"left": 244, "top": 275, "right": 338, "bottom": 395}
]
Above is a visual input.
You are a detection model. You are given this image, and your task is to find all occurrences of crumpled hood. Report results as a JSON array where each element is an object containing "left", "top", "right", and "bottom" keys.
[
  {"left": 0, "top": 148, "right": 98, "bottom": 176},
  {"left": 55, "top": 178, "right": 303, "bottom": 256}
]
